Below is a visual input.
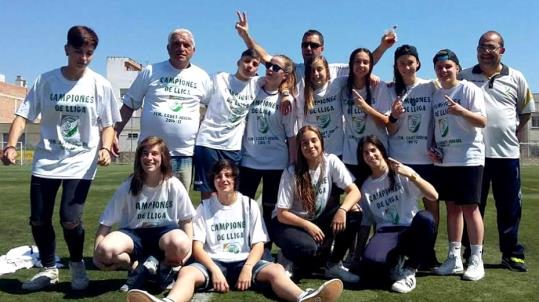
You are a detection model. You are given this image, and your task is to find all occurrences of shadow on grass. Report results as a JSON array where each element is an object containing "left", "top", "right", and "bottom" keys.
[{"left": 0, "top": 277, "right": 125, "bottom": 298}]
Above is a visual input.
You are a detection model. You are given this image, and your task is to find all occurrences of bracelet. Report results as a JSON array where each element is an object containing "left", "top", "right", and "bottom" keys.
[
  {"left": 389, "top": 114, "right": 399, "bottom": 124},
  {"left": 338, "top": 207, "right": 347, "bottom": 213},
  {"left": 409, "top": 172, "right": 418, "bottom": 181},
  {"left": 3, "top": 146, "right": 16, "bottom": 153},
  {"left": 100, "top": 147, "right": 111, "bottom": 154}
]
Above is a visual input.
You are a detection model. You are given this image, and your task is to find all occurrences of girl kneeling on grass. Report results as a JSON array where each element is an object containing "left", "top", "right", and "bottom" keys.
[
  {"left": 94, "top": 136, "right": 195, "bottom": 291},
  {"left": 127, "top": 159, "right": 343, "bottom": 302},
  {"left": 271, "top": 125, "right": 361, "bottom": 283},
  {"left": 357, "top": 135, "right": 438, "bottom": 293}
]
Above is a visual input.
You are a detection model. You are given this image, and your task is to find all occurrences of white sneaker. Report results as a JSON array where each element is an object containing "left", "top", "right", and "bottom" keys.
[
  {"left": 127, "top": 289, "right": 165, "bottom": 302},
  {"left": 324, "top": 261, "right": 360, "bottom": 283},
  {"left": 435, "top": 255, "right": 464, "bottom": 275},
  {"left": 391, "top": 267, "right": 417, "bottom": 293},
  {"left": 70, "top": 260, "right": 89, "bottom": 290},
  {"left": 21, "top": 267, "right": 59, "bottom": 291},
  {"left": 463, "top": 255, "right": 485, "bottom": 281},
  {"left": 277, "top": 250, "right": 294, "bottom": 279},
  {"left": 299, "top": 278, "right": 343, "bottom": 302}
]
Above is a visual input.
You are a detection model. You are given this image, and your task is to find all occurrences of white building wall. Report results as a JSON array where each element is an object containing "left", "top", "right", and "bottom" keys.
[{"left": 106, "top": 57, "right": 143, "bottom": 154}]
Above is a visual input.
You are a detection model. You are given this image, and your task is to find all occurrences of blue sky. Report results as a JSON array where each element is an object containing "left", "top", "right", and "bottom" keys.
[{"left": 1, "top": 0, "right": 538, "bottom": 92}]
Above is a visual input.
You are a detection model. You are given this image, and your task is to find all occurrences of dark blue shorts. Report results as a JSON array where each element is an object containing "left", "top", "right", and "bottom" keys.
[
  {"left": 119, "top": 224, "right": 178, "bottom": 261},
  {"left": 193, "top": 145, "right": 242, "bottom": 192},
  {"left": 190, "top": 259, "right": 271, "bottom": 291}
]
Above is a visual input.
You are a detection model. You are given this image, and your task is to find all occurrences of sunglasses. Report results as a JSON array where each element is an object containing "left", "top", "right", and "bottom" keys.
[
  {"left": 301, "top": 42, "right": 322, "bottom": 49},
  {"left": 265, "top": 62, "right": 284, "bottom": 72}
]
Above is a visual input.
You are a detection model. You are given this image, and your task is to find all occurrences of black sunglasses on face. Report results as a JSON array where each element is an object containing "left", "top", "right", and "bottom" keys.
[
  {"left": 301, "top": 42, "right": 322, "bottom": 49},
  {"left": 265, "top": 62, "right": 284, "bottom": 72}
]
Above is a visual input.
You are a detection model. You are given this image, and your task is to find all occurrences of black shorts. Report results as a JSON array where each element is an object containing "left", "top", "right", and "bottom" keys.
[{"left": 433, "top": 165, "right": 483, "bottom": 205}]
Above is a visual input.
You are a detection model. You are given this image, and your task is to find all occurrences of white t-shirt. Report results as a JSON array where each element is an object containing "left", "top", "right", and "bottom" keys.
[
  {"left": 380, "top": 79, "right": 435, "bottom": 165},
  {"left": 460, "top": 65, "right": 535, "bottom": 158},
  {"left": 193, "top": 193, "right": 268, "bottom": 263},
  {"left": 16, "top": 68, "right": 121, "bottom": 180},
  {"left": 342, "top": 81, "right": 389, "bottom": 165},
  {"left": 241, "top": 89, "right": 297, "bottom": 170},
  {"left": 123, "top": 61, "right": 211, "bottom": 156},
  {"left": 195, "top": 72, "right": 262, "bottom": 150},
  {"left": 360, "top": 171, "right": 422, "bottom": 230},
  {"left": 431, "top": 80, "right": 486, "bottom": 166},
  {"left": 99, "top": 176, "right": 195, "bottom": 229},
  {"left": 296, "top": 78, "right": 345, "bottom": 156},
  {"left": 274, "top": 153, "right": 354, "bottom": 220}
]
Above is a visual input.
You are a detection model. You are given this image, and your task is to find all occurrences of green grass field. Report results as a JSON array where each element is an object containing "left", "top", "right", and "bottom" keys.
[{"left": 0, "top": 164, "right": 538, "bottom": 301}]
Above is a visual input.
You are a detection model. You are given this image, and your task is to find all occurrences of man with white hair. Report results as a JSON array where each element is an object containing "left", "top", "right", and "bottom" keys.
[{"left": 115, "top": 28, "right": 211, "bottom": 191}]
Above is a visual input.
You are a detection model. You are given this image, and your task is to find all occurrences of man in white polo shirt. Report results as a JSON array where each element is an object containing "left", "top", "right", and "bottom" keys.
[{"left": 460, "top": 31, "right": 535, "bottom": 272}]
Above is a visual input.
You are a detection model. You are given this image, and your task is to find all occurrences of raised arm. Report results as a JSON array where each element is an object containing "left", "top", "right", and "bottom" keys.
[
  {"left": 372, "top": 31, "right": 397, "bottom": 65},
  {"left": 388, "top": 158, "right": 438, "bottom": 201},
  {"left": 235, "top": 11, "right": 272, "bottom": 63},
  {"left": 353, "top": 89, "right": 389, "bottom": 126},
  {"left": 445, "top": 95, "right": 487, "bottom": 128}
]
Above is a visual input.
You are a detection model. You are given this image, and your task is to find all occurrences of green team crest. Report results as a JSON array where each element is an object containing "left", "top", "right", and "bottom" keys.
[
  {"left": 353, "top": 116, "right": 366, "bottom": 135},
  {"left": 385, "top": 206, "right": 400, "bottom": 225},
  {"left": 169, "top": 99, "right": 183, "bottom": 112},
  {"left": 438, "top": 118, "right": 449, "bottom": 137},
  {"left": 317, "top": 114, "right": 331, "bottom": 129},
  {"left": 257, "top": 115, "right": 269, "bottom": 134},
  {"left": 407, "top": 114, "right": 421, "bottom": 133},
  {"left": 61, "top": 115, "right": 80, "bottom": 141},
  {"left": 224, "top": 243, "right": 241, "bottom": 254}
]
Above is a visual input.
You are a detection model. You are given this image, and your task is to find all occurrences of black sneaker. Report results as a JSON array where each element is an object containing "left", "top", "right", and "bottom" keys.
[
  {"left": 158, "top": 263, "right": 178, "bottom": 290},
  {"left": 502, "top": 256, "right": 528, "bottom": 272},
  {"left": 120, "top": 266, "right": 147, "bottom": 292}
]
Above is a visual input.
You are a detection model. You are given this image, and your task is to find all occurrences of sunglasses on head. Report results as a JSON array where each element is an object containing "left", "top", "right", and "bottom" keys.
[
  {"left": 301, "top": 42, "right": 322, "bottom": 49},
  {"left": 265, "top": 62, "right": 284, "bottom": 72}
]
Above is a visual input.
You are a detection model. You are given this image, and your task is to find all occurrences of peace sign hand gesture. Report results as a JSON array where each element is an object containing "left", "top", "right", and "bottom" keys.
[{"left": 235, "top": 11, "right": 249, "bottom": 39}]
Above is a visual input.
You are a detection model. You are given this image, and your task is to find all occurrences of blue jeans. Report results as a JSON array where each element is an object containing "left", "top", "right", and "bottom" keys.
[{"left": 171, "top": 156, "right": 193, "bottom": 191}]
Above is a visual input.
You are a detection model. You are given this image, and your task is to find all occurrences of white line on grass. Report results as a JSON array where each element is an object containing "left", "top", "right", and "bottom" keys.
[{"left": 192, "top": 292, "right": 213, "bottom": 302}]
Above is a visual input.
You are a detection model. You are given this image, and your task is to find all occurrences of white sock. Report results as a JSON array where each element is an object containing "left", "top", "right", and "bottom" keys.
[
  {"left": 448, "top": 241, "right": 462, "bottom": 258},
  {"left": 470, "top": 244, "right": 483, "bottom": 258}
]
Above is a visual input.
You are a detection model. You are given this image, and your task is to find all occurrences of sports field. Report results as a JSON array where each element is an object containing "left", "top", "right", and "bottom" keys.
[{"left": 0, "top": 164, "right": 537, "bottom": 301}]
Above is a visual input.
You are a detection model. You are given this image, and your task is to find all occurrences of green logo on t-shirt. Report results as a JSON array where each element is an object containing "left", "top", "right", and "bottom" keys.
[
  {"left": 257, "top": 115, "right": 269, "bottom": 134},
  {"left": 317, "top": 114, "right": 331, "bottom": 129},
  {"left": 353, "top": 116, "right": 366, "bottom": 134},
  {"left": 224, "top": 243, "right": 240, "bottom": 254},
  {"left": 438, "top": 118, "right": 449, "bottom": 137},
  {"left": 169, "top": 100, "right": 183, "bottom": 112},
  {"left": 61, "top": 115, "right": 80, "bottom": 139},
  {"left": 408, "top": 114, "right": 421, "bottom": 133}
]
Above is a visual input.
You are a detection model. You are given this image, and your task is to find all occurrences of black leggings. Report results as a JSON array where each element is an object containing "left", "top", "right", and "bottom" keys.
[{"left": 30, "top": 176, "right": 92, "bottom": 267}]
